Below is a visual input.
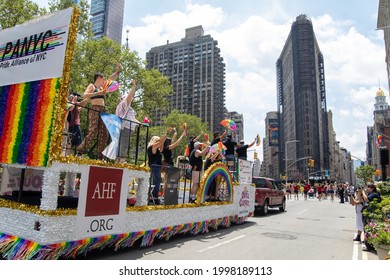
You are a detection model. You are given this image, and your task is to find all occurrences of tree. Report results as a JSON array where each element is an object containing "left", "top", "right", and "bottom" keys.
[
  {"left": 119, "top": 49, "right": 171, "bottom": 118},
  {"left": 69, "top": 36, "right": 123, "bottom": 113},
  {"left": 355, "top": 165, "right": 375, "bottom": 186},
  {"left": 48, "top": 0, "right": 92, "bottom": 39},
  {"left": 0, "top": 0, "right": 45, "bottom": 30},
  {"left": 161, "top": 110, "right": 211, "bottom": 160}
]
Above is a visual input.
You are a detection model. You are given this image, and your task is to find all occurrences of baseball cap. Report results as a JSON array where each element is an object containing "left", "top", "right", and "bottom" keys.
[{"left": 194, "top": 141, "right": 202, "bottom": 148}]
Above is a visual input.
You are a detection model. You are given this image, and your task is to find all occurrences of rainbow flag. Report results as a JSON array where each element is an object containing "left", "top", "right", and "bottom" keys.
[{"left": 0, "top": 78, "right": 59, "bottom": 166}]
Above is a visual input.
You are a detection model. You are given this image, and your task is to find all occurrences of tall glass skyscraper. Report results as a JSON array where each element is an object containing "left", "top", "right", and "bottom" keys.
[
  {"left": 146, "top": 26, "right": 226, "bottom": 133},
  {"left": 90, "top": 0, "right": 125, "bottom": 43}
]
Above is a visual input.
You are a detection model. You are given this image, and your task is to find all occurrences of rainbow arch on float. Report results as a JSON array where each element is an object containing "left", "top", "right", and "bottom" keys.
[{"left": 198, "top": 163, "right": 233, "bottom": 204}]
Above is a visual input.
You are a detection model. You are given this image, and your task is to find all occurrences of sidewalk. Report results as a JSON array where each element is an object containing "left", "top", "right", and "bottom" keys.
[{"left": 353, "top": 239, "right": 382, "bottom": 260}]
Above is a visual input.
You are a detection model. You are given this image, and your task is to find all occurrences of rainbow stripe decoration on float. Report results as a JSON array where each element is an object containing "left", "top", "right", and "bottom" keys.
[
  {"left": 198, "top": 163, "right": 233, "bottom": 204},
  {"left": 0, "top": 8, "right": 76, "bottom": 167},
  {"left": 0, "top": 78, "right": 59, "bottom": 166}
]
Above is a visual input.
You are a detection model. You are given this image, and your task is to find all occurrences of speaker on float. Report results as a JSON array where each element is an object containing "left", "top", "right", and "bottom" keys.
[{"left": 380, "top": 147, "right": 389, "bottom": 166}]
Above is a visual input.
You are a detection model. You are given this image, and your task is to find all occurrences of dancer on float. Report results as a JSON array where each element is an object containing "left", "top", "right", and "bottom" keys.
[{"left": 77, "top": 63, "right": 122, "bottom": 159}]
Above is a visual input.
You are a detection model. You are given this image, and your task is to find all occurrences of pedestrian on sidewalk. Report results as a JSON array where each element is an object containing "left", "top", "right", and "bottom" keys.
[
  {"left": 303, "top": 182, "right": 310, "bottom": 200},
  {"left": 293, "top": 183, "right": 299, "bottom": 200},
  {"left": 338, "top": 183, "right": 345, "bottom": 203},
  {"left": 361, "top": 184, "right": 382, "bottom": 251},
  {"left": 317, "top": 184, "right": 323, "bottom": 201},
  {"left": 329, "top": 183, "right": 335, "bottom": 202},
  {"left": 286, "top": 183, "right": 292, "bottom": 200},
  {"left": 350, "top": 186, "right": 364, "bottom": 242},
  {"left": 323, "top": 184, "right": 328, "bottom": 200}
]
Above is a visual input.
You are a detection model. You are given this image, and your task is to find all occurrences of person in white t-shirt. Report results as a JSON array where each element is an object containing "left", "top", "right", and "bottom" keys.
[{"left": 115, "top": 80, "right": 141, "bottom": 163}]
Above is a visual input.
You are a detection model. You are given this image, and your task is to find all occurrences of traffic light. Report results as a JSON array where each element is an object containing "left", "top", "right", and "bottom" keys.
[
  {"left": 254, "top": 151, "right": 258, "bottom": 160},
  {"left": 308, "top": 159, "right": 314, "bottom": 168}
]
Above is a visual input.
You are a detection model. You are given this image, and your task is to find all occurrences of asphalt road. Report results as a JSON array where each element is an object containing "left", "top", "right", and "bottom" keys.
[{"left": 81, "top": 194, "right": 379, "bottom": 260}]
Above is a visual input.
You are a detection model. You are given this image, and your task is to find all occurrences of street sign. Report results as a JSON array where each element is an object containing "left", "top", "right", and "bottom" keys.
[{"left": 309, "top": 176, "right": 326, "bottom": 180}]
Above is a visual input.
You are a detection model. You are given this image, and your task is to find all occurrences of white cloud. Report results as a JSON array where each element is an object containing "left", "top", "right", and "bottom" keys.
[
  {"left": 185, "top": 2, "right": 224, "bottom": 27},
  {"left": 126, "top": 3, "right": 223, "bottom": 55},
  {"left": 320, "top": 27, "right": 385, "bottom": 85},
  {"left": 215, "top": 16, "right": 290, "bottom": 70},
  {"left": 312, "top": 14, "right": 353, "bottom": 39},
  {"left": 331, "top": 86, "right": 380, "bottom": 160}
]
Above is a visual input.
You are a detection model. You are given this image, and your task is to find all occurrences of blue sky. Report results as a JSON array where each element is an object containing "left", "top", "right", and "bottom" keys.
[{"left": 34, "top": 0, "right": 387, "bottom": 161}]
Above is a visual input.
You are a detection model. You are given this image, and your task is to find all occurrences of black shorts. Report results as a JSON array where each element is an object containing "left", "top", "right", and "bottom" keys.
[{"left": 294, "top": 190, "right": 298, "bottom": 194}]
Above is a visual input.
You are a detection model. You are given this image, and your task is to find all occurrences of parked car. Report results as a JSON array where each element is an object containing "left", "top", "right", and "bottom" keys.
[{"left": 252, "top": 176, "right": 286, "bottom": 215}]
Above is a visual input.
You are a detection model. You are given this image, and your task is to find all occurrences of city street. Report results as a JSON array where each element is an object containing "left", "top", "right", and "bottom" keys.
[{"left": 81, "top": 194, "right": 378, "bottom": 260}]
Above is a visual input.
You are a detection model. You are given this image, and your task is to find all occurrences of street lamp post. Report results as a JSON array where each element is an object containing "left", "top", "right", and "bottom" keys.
[{"left": 285, "top": 139, "right": 300, "bottom": 183}]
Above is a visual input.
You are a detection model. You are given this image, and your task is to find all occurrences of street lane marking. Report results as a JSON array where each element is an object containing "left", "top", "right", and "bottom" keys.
[
  {"left": 298, "top": 209, "right": 308, "bottom": 215},
  {"left": 197, "top": 235, "right": 246, "bottom": 253},
  {"left": 362, "top": 248, "right": 368, "bottom": 260},
  {"left": 352, "top": 242, "right": 359, "bottom": 260}
]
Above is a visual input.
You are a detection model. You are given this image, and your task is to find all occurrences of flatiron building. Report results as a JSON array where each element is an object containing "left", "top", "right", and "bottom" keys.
[{"left": 276, "top": 15, "right": 329, "bottom": 179}]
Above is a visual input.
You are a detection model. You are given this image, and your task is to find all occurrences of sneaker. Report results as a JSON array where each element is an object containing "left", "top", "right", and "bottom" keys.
[
  {"left": 353, "top": 236, "right": 361, "bottom": 242},
  {"left": 362, "top": 245, "right": 371, "bottom": 252}
]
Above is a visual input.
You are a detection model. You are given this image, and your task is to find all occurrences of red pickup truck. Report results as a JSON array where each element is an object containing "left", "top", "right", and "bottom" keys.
[{"left": 252, "top": 176, "right": 286, "bottom": 215}]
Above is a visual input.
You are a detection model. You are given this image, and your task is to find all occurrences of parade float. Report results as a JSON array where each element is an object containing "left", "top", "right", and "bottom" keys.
[{"left": 0, "top": 8, "right": 254, "bottom": 260}]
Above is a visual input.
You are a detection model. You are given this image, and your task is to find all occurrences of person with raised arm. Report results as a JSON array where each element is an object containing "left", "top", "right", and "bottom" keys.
[
  {"left": 77, "top": 63, "right": 122, "bottom": 159},
  {"left": 147, "top": 127, "right": 173, "bottom": 205},
  {"left": 115, "top": 79, "right": 141, "bottom": 163}
]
